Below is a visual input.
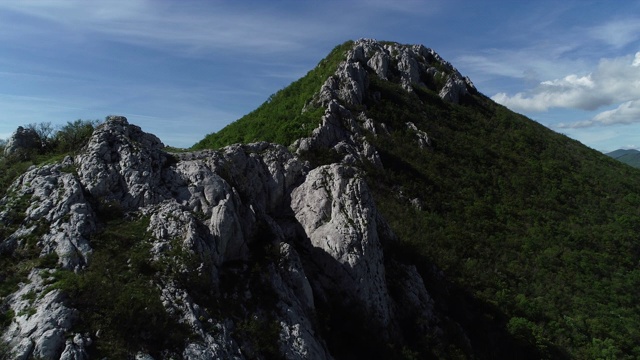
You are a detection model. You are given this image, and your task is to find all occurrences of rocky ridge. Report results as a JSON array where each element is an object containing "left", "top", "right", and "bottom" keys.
[
  {"left": 295, "top": 38, "right": 475, "bottom": 166},
  {"left": 0, "top": 39, "right": 470, "bottom": 359}
]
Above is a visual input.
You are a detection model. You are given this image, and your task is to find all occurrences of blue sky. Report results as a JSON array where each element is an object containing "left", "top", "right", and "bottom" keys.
[{"left": 1, "top": 1, "right": 640, "bottom": 151}]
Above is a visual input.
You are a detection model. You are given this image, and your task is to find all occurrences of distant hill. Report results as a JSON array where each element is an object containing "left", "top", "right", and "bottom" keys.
[{"left": 606, "top": 148, "right": 640, "bottom": 168}]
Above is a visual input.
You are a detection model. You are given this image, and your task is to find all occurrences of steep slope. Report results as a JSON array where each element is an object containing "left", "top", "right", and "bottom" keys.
[
  {"left": 195, "top": 39, "right": 640, "bottom": 359},
  {"left": 607, "top": 148, "right": 640, "bottom": 168}
]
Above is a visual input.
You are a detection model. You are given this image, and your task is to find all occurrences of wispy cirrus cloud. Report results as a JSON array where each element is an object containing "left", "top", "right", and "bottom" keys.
[
  {"left": 0, "top": 1, "right": 335, "bottom": 62},
  {"left": 0, "top": 1, "right": 319, "bottom": 55},
  {"left": 588, "top": 18, "right": 640, "bottom": 49},
  {"left": 456, "top": 49, "right": 588, "bottom": 84},
  {"left": 0, "top": 0, "right": 440, "bottom": 59}
]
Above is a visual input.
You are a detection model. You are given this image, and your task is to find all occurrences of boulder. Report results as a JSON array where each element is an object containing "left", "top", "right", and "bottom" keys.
[
  {"left": 75, "top": 115, "right": 171, "bottom": 209},
  {"left": 3, "top": 126, "right": 41, "bottom": 158}
]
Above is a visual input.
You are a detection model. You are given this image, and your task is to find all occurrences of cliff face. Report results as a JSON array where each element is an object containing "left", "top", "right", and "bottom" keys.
[{"left": 0, "top": 39, "right": 477, "bottom": 359}]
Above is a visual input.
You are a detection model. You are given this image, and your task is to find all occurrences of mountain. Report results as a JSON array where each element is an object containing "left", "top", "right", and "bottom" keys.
[
  {"left": 606, "top": 149, "right": 640, "bottom": 168},
  {"left": 1, "top": 39, "right": 640, "bottom": 359}
]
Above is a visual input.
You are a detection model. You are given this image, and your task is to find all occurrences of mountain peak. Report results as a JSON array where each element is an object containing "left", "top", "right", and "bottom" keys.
[{"left": 321, "top": 38, "right": 476, "bottom": 107}]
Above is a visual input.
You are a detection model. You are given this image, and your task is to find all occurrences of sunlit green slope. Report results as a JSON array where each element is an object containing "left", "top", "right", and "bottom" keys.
[{"left": 192, "top": 41, "right": 354, "bottom": 150}]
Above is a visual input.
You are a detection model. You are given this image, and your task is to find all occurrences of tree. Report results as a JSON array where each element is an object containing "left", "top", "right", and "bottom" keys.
[
  {"left": 54, "top": 119, "right": 100, "bottom": 152},
  {"left": 26, "top": 122, "right": 55, "bottom": 150}
]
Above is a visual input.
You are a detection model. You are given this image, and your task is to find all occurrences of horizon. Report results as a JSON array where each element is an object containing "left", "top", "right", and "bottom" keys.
[{"left": 1, "top": 1, "right": 640, "bottom": 152}]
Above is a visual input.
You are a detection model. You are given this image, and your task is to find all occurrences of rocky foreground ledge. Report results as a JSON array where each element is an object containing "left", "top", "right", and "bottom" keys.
[{"left": 0, "top": 115, "right": 438, "bottom": 359}]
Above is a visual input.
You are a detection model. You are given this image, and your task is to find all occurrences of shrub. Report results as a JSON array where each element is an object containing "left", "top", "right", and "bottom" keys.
[
  {"left": 0, "top": 119, "right": 101, "bottom": 199},
  {"left": 53, "top": 119, "right": 100, "bottom": 153},
  {"left": 51, "top": 216, "right": 191, "bottom": 357}
]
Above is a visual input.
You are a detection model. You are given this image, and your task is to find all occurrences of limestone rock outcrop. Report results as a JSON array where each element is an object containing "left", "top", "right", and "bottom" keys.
[
  {"left": 8, "top": 156, "right": 96, "bottom": 270},
  {"left": 2, "top": 271, "right": 80, "bottom": 360},
  {"left": 0, "top": 114, "right": 441, "bottom": 358},
  {"left": 340, "top": 38, "right": 475, "bottom": 102},
  {"left": 75, "top": 115, "right": 172, "bottom": 209},
  {"left": 295, "top": 38, "right": 476, "bottom": 166},
  {"left": 406, "top": 121, "right": 431, "bottom": 148},
  {"left": 291, "top": 164, "right": 392, "bottom": 328}
]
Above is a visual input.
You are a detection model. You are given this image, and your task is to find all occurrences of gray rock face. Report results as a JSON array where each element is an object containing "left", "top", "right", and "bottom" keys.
[
  {"left": 2, "top": 270, "right": 79, "bottom": 360},
  {"left": 291, "top": 164, "right": 392, "bottom": 328},
  {"left": 0, "top": 114, "right": 440, "bottom": 358},
  {"left": 3, "top": 126, "right": 41, "bottom": 158},
  {"left": 152, "top": 142, "right": 334, "bottom": 360},
  {"left": 59, "top": 334, "right": 90, "bottom": 360},
  {"left": 75, "top": 115, "right": 171, "bottom": 209},
  {"left": 272, "top": 243, "right": 332, "bottom": 360},
  {"left": 439, "top": 76, "right": 469, "bottom": 103},
  {"left": 14, "top": 157, "right": 96, "bottom": 270},
  {"left": 336, "top": 38, "right": 474, "bottom": 102},
  {"left": 406, "top": 122, "right": 431, "bottom": 149},
  {"left": 367, "top": 51, "right": 390, "bottom": 80}
]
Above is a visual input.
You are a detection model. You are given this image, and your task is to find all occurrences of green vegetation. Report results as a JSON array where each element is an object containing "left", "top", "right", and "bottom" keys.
[
  {"left": 52, "top": 119, "right": 98, "bottom": 153},
  {"left": 163, "top": 146, "right": 191, "bottom": 153},
  {"left": 0, "top": 193, "right": 52, "bottom": 302},
  {"left": 51, "top": 214, "right": 191, "bottom": 358},
  {"left": 3, "top": 41, "right": 639, "bottom": 358},
  {"left": 361, "top": 77, "right": 640, "bottom": 358},
  {"left": 192, "top": 41, "right": 354, "bottom": 150}
]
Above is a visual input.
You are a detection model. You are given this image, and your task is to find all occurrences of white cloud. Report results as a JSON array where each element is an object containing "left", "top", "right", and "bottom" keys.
[
  {"left": 0, "top": 1, "right": 346, "bottom": 57},
  {"left": 592, "top": 99, "right": 640, "bottom": 125},
  {"left": 0, "top": 0, "right": 437, "bottom": 59},
  {"left": 589, "top": 18, "right": 640, "bottom": 49},
  {"left": 557, "top": 99, "right": 640, "bottom": 129},
  {"left": 492, "top": 52, "right": 640, "bottom": 112},
  {"left": 633, "top": 52, "right": 640, "bottom": 67}
]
